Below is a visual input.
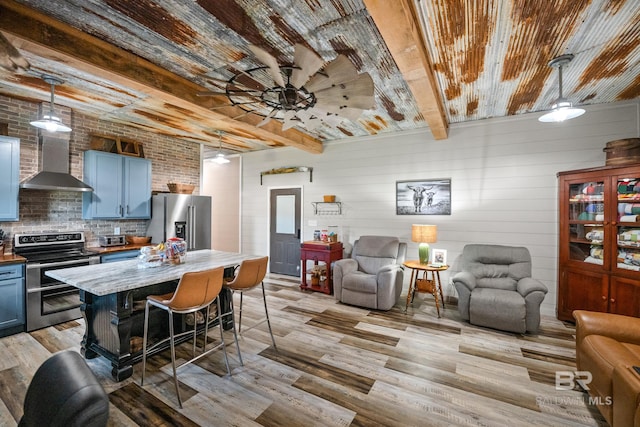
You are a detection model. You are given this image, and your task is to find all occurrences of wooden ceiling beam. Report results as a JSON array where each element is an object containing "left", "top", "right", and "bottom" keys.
[
  {"left": 0, "top": 0, "right": 323, "bottom": 153},
  {"left": 363, "top": 0, "right": 448, "bottom": 140}
]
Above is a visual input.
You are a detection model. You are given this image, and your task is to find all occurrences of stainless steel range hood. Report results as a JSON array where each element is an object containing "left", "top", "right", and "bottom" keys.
[{"left": 20, "top": 135, "right": 93, "bottom": 192}]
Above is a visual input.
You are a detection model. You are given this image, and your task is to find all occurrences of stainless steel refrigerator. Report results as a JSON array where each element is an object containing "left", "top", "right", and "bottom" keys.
[{"left": 147, "top": 194, "right": 212, "bottom": 250}]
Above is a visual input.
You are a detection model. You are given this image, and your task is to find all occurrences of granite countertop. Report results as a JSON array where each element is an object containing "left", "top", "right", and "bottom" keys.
[
  {"left": 45, "top": 249, "right": 261, "bottom": 296},
  {"left": 86, "top": 243, "right": 157, "bottom": 254},
  {"left": 0, "top": 253, "right": 26, "bottom": 265}
]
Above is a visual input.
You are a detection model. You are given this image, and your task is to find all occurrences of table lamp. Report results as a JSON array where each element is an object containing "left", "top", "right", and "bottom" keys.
[{"left": 411, "top": 224, "right": 437, "bottom": 264}]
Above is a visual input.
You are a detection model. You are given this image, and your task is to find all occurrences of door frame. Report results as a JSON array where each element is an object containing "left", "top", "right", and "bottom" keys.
[{"left": 267, "top": 185, "right": 303, "bottom": 274}]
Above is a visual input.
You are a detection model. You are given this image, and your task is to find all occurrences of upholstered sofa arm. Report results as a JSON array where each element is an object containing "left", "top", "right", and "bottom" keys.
[
  {"left": 376, "top": 263, "right": 402, "bottom": 276},
  {"left": 333, "top": 259, "right": 358, "bottom": 301},
  {"left": 451, "top": 271, "right": 476, "bottom": 321},
  {"left": 516, "top": 277, "right": 548, "bottom": 297},
  {"left": 334, "top": 258, "right": 358, "bottom": 275},
  {"left": 376, "top": 263, "right": 404, "bottom": 310},
  {"left": 574, "top": 310, "right": 640, "bottom": 347},
  {"left": 612, "top": 365, "right": 640, "bottom": 427},
  {"left": 451, "top": 271, "right": 476, "bottom": 290},
  {"left": 376, "top": 264, "right": 403, "bottom": 287}
]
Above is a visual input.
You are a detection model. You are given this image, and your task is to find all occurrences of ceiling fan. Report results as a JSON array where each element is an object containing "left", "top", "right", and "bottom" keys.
[{"left": 198, "top": 44, "right": 376, "bottom": 131}]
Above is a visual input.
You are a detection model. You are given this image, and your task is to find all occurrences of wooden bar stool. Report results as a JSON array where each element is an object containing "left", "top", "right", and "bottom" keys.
[
  {"left": 140, "top": 266, "right": 230, "bottom": 408},
  {"left": 222, "top": 256, "right": 275, "bottom": 365}
]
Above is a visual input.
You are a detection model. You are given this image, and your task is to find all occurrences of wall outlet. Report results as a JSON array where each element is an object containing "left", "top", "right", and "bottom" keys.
[
  {"left": 308, "top": 219, "right": 318, "bottom": 227},
  {"left": 114, "top": 227, "right": 121, "bottom": 235}
]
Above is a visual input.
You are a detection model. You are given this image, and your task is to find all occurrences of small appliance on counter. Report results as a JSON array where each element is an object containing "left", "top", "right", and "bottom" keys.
[{"left": 98, "top": 235, "right": 127, "bottom": 247}]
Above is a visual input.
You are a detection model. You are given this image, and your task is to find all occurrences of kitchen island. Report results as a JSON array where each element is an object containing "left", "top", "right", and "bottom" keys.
[{"left": 46, "top": 249, "right": 261, "bottom": 381}]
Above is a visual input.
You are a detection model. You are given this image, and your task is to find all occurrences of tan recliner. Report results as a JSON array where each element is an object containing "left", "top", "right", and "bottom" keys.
[{"left": 574, "top": 310, "right": 640, "bottom": 426}]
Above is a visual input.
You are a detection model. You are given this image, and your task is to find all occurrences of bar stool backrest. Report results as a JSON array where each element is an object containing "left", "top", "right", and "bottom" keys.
[
  {"left": 167, "top": 267, "right": 224, "bottom": 310},
  {"left": 226, "top": 256, "right": 268, "bottom": 291}
]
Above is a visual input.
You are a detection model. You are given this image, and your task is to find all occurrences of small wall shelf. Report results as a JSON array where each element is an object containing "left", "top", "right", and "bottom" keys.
[
  {"left": 260, "top": 166, "right": 312, "bottom": 185},
  {"left": 311, "top": 202, "right": 342, "bottom": 215}
]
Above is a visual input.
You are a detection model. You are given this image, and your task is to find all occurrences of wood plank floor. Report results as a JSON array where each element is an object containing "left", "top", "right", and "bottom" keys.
[{"left": 0, "top": 274, "right": 607, "bottom": 426}]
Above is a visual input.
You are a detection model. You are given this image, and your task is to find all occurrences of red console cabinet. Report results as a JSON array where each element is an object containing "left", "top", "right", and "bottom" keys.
[{"left": 300, "top": 241, "right": 343, "bottom": 294}]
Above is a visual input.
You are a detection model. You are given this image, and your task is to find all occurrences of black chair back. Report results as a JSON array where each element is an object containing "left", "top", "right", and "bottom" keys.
[{"left": 19, "top": 350, "right": 109, "bottom": 427}]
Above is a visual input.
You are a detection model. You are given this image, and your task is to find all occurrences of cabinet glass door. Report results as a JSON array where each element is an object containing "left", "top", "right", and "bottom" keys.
[
  {"left": 615, "top": 176, "right": 640, "bottom": 272},
  {"left": 567, "top": 180, "right": 605, "bottom": 265}
]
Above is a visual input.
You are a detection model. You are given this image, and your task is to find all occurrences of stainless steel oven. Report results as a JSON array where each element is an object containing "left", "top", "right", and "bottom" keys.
[{"left": 14, "top": 232, "right": 100, "bottom": 332}]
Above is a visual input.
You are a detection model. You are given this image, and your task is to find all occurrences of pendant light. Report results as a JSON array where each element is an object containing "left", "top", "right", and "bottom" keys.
[
  {"left": 210, "top": 131, "right": 230, "bottom": 164},
  {"left": 538, "top": 54, "right": 585, "bottom": 123},
  {"left": 30, "top": 75, "right": 72, "bottom": 132}
]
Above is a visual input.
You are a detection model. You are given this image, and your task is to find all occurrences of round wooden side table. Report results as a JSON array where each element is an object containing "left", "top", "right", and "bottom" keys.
[{"left": 403, "top": 260, "right": 449, "bottom": 317}]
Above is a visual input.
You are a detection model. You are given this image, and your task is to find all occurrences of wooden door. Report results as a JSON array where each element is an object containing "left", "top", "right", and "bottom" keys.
[
  {"left": 609, "top": 276, "right": 640, "bottom": 317},
  {"left": 269, "top": 188, "right": 301, "bottom": 276},
  {"left": 557, "top": 267, "right": 608, "bottom": 321}
]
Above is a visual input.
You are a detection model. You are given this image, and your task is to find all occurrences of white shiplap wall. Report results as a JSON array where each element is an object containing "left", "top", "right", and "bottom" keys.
[
  {"left": 202, "top": 155, "right": 241, "bottom": 252},
  {"left": 240, "top": 101, "right": 640, "bottom": 315}
]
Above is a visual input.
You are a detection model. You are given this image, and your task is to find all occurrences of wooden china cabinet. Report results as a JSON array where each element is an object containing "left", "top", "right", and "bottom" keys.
[{"left": 557, "top": 164, "right": 640, "bottom": 321}]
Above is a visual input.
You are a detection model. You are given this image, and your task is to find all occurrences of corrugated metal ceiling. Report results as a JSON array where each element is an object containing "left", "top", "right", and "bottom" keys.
[{"left": 0, "top": 0, "right": 637, "bottom": 155}]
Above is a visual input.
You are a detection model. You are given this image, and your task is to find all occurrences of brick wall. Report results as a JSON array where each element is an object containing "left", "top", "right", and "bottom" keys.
[{"left": 0, "top": 94, "right": 201, "bottom": 250}]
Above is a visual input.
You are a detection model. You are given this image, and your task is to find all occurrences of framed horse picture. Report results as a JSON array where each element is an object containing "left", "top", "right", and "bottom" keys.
[{"left": 396, "top": 178, "right": 451, "bottom": 215}]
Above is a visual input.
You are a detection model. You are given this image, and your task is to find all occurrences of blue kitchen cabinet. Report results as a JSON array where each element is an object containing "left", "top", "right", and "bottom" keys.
[
  {"left": 0, "top": 136, "right": 20, "bottom": 221},
  {"left": 101, "top": 250, "right": 140, "bottom": 263},
  {"left": 124, "top": 156, "right": 152, "bottom": 218},
  {"left": 0, "top": 263, "right": 25, "bottom": 337},
  {"left": 83, "top": 150, "right": 151, "bottom": 219}
]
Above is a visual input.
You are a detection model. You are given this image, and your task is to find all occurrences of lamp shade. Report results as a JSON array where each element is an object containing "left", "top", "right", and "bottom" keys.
[
  {"left": 411, "top": 224, "right": 437, "bottom": 243},
  {"left": 412, "top": 224, "right": 437, "bottom": 264}
]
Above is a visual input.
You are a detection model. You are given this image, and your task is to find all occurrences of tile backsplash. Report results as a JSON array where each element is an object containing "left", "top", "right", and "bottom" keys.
[
  {"left": 0, "top": 94, "right": 202, "bottom": 252},
  {"left": 6, "top": 188, "right": 148, "bottom": 249}
]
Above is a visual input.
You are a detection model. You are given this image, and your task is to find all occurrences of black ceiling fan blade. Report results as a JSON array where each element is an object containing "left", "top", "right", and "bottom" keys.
[
  {"left": 197, "top": 91, "right": 229, "bottom": 96},
  {"left": 197, "top": 86, "right": 262, "bottom": 97},
  {"left": 208, "top": 100, "right": 262, "bottom": 110}
]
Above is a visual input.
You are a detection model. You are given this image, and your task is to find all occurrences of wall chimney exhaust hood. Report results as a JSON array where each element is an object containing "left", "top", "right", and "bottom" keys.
[{"left": 20, "top": 135, "right": 93, "bottom": 192}]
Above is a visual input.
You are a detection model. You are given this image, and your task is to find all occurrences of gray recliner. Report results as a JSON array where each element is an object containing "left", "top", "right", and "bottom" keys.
[
  {"left": 333, "top": 236, "right": 406, "bottom": 310},
  {"left": 451, "top": 244, "right": 548, "bottom": 334}
]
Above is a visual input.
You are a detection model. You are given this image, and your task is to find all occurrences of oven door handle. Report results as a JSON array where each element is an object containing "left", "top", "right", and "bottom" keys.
[
  {"left": 27, "top": 283, "right": 78, "bottom": 293},
  {"left": 26, "top": 257, "right": 101, "bottom": 269}
]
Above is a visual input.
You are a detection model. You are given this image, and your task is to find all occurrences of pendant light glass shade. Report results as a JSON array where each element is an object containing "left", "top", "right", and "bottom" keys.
[
  {"left": 538, "top": 99, "right": 585, "bottom": 123},
  {"left": 210, "top": 152, "right": 230, "bottom": 164},
  {"left": 30, "top": 114, "right": 72, "bottom": 132},
  {"left": 538, "top": 54, "right": 585, "bottom": 123},
  {"left": 30, "top": 75, "right": 72, "bottom": 132},
  {"left": 209, "top": 131, "right": 230, "bottom": 164}
]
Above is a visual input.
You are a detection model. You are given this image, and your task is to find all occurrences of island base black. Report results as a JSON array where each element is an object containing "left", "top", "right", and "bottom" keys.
[{"left": 80, "top": 269, "right": 235, "bottom": 382}]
